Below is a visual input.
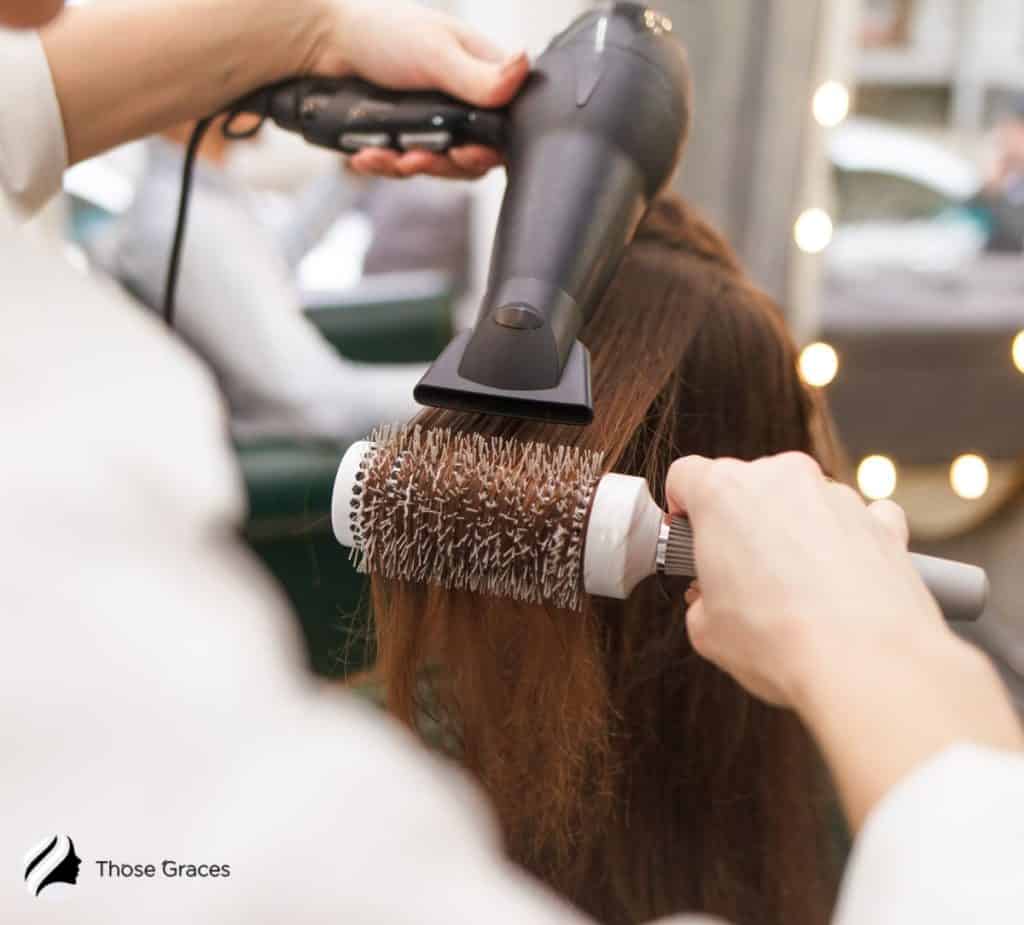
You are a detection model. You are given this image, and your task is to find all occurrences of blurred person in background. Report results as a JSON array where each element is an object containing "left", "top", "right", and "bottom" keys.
[
  {"left": 977, "top": 96, "right": 1024, "bottom": 253},
  {"left": 91, "top": 117, "right": 475, "bottom": 441},
  {"left": 860, "top": 0, "right": 915, "bottom": 48}
]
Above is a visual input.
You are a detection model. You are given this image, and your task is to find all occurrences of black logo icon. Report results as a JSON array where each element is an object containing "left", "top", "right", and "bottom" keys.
[{"left": 24, "top": 835, "right": 81, "bottom": 897}]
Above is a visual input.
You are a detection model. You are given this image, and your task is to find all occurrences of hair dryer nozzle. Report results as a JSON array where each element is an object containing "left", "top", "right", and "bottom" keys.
[{"left": 414, "top": 332, "right": 593, "bottom": 424}]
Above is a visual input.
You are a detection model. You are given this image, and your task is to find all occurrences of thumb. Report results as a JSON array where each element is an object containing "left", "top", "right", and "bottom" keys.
[{"left": 433, "top": 38, "right": 529, "bottom": 109}]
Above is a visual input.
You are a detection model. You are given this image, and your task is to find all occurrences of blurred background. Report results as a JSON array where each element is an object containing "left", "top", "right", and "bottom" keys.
[{"left": 45, "top": 0, "right": 1023, "bottom": 707}]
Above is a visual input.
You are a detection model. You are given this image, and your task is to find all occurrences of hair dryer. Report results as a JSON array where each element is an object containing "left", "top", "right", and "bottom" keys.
[{"left": 416, "top": 4, "right": 691, "bottom": 424}]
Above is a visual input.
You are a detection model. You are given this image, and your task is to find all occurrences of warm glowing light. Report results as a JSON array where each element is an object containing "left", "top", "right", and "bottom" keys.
[
  {"left": 857, "top": 456, "right": 897, "bottom": 501},
  {"left": 1013, "top": 331, "right": 1024, "bottom": 373},
  {"left": 798, "top": 342, "right": 839, "bottom": 388},
  {"left": 950, "top": 454, "right": 989, "bottom": 500},
  {"left": 813, "top": 81, "right": 851, "bottom": 127},
  {"left": 794, "top": 208, "right": 834, "bottom": 254}
]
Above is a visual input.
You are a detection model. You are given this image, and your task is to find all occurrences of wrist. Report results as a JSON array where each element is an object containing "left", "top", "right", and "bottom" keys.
[
  {"left": 786, "top": 618, "right": 959, "bottom": 724},
  {"left": 790, "top": 625, "right": 1022, "bottom": 830},
  {"left": 296, "top": 0, "right": 355, "bottom": 78},
  {"left": 244, "top": 0, "right": 341, "bottom": 83}
]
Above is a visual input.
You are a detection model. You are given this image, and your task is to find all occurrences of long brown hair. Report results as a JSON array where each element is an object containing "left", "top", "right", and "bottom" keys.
[{"left": 371, "top": 194, "right": 839, "bottom": 925}]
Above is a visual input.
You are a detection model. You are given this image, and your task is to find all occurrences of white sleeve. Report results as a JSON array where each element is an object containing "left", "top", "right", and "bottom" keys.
[
  {"left": 0, "top": 29, "right": 67, "bottom": 216},
  {"left": 0, "top": 224, "right": 581, "bottom": 924},
  {"left": 835, "top": 744, "right": 1024, "bottom": 925}
]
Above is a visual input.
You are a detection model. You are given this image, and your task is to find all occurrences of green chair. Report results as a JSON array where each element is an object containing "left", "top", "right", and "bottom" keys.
[{"left": 304, "top": 270, "right": 454, "bottom": 364}]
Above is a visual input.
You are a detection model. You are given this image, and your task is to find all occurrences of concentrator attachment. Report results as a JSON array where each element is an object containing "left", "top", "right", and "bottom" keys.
[{"left": 331, "top": 426, "right": 988, "bottom": 622}]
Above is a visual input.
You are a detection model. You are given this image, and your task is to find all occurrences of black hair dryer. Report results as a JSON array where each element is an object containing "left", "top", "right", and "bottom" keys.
[
  {"left": 416, "top": 3, "right": 692, "bottom": 424},
  {"left": 234, "top": 3, "right": 690, "bottom": 425}
]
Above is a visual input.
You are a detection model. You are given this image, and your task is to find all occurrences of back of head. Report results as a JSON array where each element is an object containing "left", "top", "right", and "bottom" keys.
[{"left": 371, "top": 194, "right": 838, "bottom": 925}]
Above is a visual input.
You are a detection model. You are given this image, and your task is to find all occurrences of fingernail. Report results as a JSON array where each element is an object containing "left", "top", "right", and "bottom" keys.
[{"left": 500, "top": 51, "right": 528, "bottom": 75}]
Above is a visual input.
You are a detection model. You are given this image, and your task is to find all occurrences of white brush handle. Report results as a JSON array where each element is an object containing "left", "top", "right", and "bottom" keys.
[{"left": 582, "top": 475, "right": 987, "bottom": 622}]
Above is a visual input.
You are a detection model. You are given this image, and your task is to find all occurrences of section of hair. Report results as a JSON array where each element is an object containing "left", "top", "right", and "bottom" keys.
[{"left": 371, "top": 194, "right": 839, "bottom": 925}]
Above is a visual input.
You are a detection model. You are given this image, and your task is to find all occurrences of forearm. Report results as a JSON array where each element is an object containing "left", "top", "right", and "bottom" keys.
[
  {"left": 40, "top": 0, "right": 333, "bottom": 165},
  {"left": 794, "top": 629, "right": 1024, "bottom": 832}
]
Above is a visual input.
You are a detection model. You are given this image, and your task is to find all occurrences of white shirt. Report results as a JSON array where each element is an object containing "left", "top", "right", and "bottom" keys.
[{"left": 1, "top": 26, "right": 1022, "bottom": 925}]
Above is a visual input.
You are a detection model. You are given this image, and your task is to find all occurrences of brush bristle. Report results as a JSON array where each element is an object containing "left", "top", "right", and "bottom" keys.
[{"left": 349, "top": 425, "right": 604, "bottom": 611}]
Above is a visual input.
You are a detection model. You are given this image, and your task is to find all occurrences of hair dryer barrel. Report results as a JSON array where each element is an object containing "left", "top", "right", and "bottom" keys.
[{"left": 415, "top": 4, "right": 691, "bottom": 424}]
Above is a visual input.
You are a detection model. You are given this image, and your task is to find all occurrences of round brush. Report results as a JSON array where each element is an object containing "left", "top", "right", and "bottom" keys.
[{"left": 331, "top": 426, "right": 988, "bottom": 621}]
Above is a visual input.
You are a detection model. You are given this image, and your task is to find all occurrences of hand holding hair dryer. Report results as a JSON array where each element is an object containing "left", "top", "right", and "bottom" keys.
[{"left": 166, "top": 4, "right": 689, "bottom": 427}]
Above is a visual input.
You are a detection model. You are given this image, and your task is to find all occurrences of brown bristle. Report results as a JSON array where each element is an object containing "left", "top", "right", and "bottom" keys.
[{"left": 349, "top": 425, "right": 604, "bottom": 611}]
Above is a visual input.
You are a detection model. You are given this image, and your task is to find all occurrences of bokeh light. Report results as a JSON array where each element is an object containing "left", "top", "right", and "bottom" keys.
[
  {"left": 798, "top": 342, "right": 840, "bottom": 388},
  {"left": 1013, "top": 331, "right": 1024, "bottom": 373},
  {"left": 950, "top": 454, "right": 989, "bottom": 500},
  {"left": 857, "top": 455, "right": 897, "bottom": 501},
  {"left": 813, "top": 81, "right": 851, "bottom": 128},
  {"left": 794, "top": 208, "right": 834, "bottom": 255}
]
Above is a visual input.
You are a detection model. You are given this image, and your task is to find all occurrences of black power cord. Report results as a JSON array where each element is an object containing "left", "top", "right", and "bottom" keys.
[
  {"left": 162, "top": 116, "right": 213, "bottom": 327},
  {"left": 162, "top": 101, "right": 272, "bottom": 327}
]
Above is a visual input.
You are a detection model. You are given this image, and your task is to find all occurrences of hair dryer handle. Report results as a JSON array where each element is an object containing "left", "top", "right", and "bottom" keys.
[
  {"left": 910, "top": 553, "right": 988, "bottom": 623},
  {"left": 237, "top": 77, "right": 508, "bottom": 155}
]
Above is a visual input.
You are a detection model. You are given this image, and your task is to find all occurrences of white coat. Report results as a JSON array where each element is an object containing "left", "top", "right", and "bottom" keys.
[{"left": 1, "top": 26, "right": 1022, "bottom": 925}]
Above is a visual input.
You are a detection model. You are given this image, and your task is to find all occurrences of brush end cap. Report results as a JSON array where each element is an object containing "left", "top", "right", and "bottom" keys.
[
  {"left": 583, "top": 474, "right": 664, "bottom": 600},
  {"left": 910, "top": 553, "right": 989, "bottom": 622},
  {"left": 332, "top": 440, "right": 374, "bottom": 548}
]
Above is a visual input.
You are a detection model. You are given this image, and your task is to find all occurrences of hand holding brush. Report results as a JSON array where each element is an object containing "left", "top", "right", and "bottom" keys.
[
  {"left": 331, "top": 426, "right": 987, "bottom": 622},
  {"left": 665, "top": 452, "right": 1022, "bottom": 833}
]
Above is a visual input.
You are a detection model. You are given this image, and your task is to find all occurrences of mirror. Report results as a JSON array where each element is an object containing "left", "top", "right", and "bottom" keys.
[{"left": 820, "top": 0, "right": 1024, "bottom": 543}]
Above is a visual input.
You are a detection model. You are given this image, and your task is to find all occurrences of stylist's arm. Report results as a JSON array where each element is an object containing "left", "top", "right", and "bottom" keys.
[
  {"left": 39, "top": 0, "right": 527, "bottom": 178},
  {"left": 667, "top": 452, "right": 1022, "bottom": 828},
  {"left": 668, "top": 452, "right": 1024, "bottom": 922}
]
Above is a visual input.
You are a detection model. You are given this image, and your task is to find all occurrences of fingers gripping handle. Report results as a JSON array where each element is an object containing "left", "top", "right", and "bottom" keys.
[
  {"left": 242, "top": 77, "right": 508, "bottom": 155},
  {"left": 659, "top": 517, "right": 988, "bottom": 623}
]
